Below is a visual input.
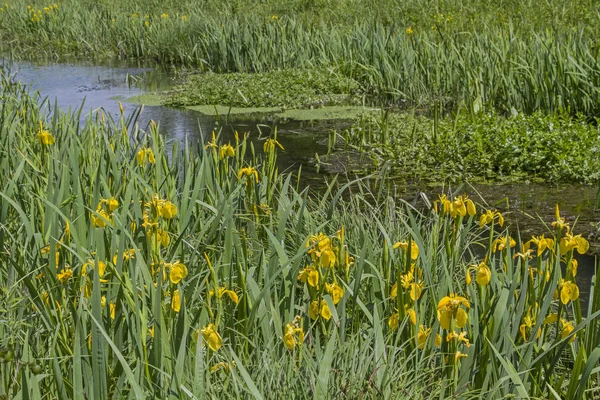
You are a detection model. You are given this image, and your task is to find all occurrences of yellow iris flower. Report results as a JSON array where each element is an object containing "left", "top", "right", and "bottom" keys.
[
  {"left": 167, "top": 261, "right": 188, "bottom": 284},
  {"left": 446, "top": 330, "right": 471, "bottom": 347},
  {"left": 466, "top": 262, "right": 491, "bottom": 286},
  {"left": 325, "top": 282, "right": 344, "bottom": 304},
  {"left": 417, "top": 325, "right": 430, "bottom": 349},
  {"left": 454, "top": 351, "right": 468, "bottom": 363},
  {"left": 81, "top": 260, "right": 107, "bottom": 281},
  {"left": 475, "top": 263, "right": 491, "bottom": 286},
  {"left": 492, "top": 236, "right": 516, "bottom": 253},
  {"left": 435, "top": 194, "right": 476, "bottom": 218},
  {"left": 208, "top": 286, "right": 239, "bottom": 305},
  {"left": 479, "top": 209, "right": 504, "bottom": 228},
  {"left": 519, "top": 311, "right": 541, "bottom": 341},
  {"left": 560, "top": 320, "right": 576, "bottom": 342},
  {"left": 297, "top": 265, "right": 319, "bottom": 288},
  {"left": 319, "top": 249, "right": 336, "bottom": 268},
  {"left": 91, "top": 209, "right": 112, "bottom": 228},
  {"left": 309, "top": 299, "right": 331, "bottom": 320},
  {"left": 306, "top": 233, "right": 337, "bottom": 268},
  {"left": 136, "top": 148, "right": 155, "bottom": 165},
  {"left": 393, "top": 240, "right": 419, "bottom": 260},
  {"left": 552, "top": 204, "right": 570, "bottom": 232},
  {"left": 56, "top": 268, "right": 72, "bottom": 284},
  {"left": 158, "top": 201, "right": 178, "bottom": 219},
  {"left": 559, "top": 279, "right": 579, "bottom": 305},
  {"left": 283, "top": 317, "right": 304, "bottom": 350},
  {"left": 112, "top": 249, "right": 136, "bottom": 265},
  {"left": 264, "top": 138, "right": 284, "bottom": 153},
  {"left": 219, "top": 143, "right": 235, "bottom": 159},
  {"left": 437, "top": 294, "right": 470, "bottom": 330},
  {"left": 526, "top": 235, "right": 555, "bottom": 256},
  {"left": 237, "top": 167, "right": 259, "bottom": 183},
  {"left": 98, "top": 197, "right": 119, "bottom": 212},
  {"left": 388, "top": 307, "right": 416, "bottom": 331},
  {"left": 210, "top": 362, "right": 234, "bottom": 373},
  {"left": 200, "top": 324, "right": 223, "bottom": 351},
  {"left": 559, "top": 233, "right": 589, "bottom": 255},
  {"left": 37, "top": 122, "right": 55, "bottom": 145},
  {"left": 135, "top": 147, "right": 156, "bottom": 166}
]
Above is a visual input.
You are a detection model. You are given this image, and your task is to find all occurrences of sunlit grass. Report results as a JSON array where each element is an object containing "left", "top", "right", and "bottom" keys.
[
  {"left": 0, "top": 66, "right": 599, "bottom": 399},
  {"left": 1, "top": 0, "right": 600, "bottom": 116}
]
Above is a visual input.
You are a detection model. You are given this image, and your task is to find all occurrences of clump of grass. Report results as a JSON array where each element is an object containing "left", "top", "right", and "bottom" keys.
[
  {"left": 342, "top": 110, "right": 600, "bottom": 184},
  {"left": 0, "top": 69, "right": 599, "bottom": 399},
  {"left": 166, "top": 68, "right": 361, "bottom": 109}
]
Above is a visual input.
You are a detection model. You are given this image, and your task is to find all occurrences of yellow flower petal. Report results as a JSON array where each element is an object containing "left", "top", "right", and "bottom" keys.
[
  {"left": 476, "top": 264, "right": 491, "bottom": 286},
  {"left": 171, "top": 289, "right": 181, "bottom": 312},
  {"left": 388, "top": 313, "right": 399, "bottom": 331},
  {"left": 438, "top": 309, "right": 452, "bottom": 330},
  {"left": 455, "top": 308, "right": 468, "bottom": 328}
]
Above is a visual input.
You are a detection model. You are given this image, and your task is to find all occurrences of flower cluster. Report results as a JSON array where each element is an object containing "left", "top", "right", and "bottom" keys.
[
  {"left": 283, "top": 316, "right": 304, "bottom": 350},
  {"left": 91, "top": 197, "right": 118, "bottom": 228},
  {"left": 388, "top": 237, "right": 422, "bottom": 329},
  {"left": 27, "top": 4, "right": 58, "bottom": 22},
  {"left": 298, "top": 229, "right": 351, "bottom": 322},
  {"left": 434, "top": 194, "right": 476, "bottom": 219}
]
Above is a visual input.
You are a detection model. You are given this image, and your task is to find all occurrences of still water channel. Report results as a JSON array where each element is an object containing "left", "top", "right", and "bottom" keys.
[{"left": 5, "top": 59, "right": 598, "bottom": 300}]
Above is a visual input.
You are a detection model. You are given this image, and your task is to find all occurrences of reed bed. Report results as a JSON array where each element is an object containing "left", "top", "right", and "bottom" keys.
[
  {"left": 0, "top": 67, "right": 599, "bottom": 399},
  {"left": 1, "top": 0, "right": 600, "bottom": 116}
]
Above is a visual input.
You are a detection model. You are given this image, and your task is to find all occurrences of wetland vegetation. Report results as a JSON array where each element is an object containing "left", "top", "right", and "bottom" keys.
[{"left": 1, "top": 0, "right": 600, "bottom": 399}]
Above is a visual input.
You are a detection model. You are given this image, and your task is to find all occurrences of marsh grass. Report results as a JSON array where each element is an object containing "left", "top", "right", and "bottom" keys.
[
  {"left": 0, "top": 67, "right": 599, "bottom": 399},
  {"left": 1, "top": 0, "right": 600, "bottom": 116}
]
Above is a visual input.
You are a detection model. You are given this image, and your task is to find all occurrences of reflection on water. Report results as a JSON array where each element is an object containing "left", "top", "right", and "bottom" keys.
[
  {"left": 574, "top": 254, "right": 597, "bottom": 310},
  {"left": 5, "top": 59, "right": 166, "bottom": 116}
]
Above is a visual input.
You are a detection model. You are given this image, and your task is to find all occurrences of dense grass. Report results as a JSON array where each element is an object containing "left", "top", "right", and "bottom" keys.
[
  {"left": 1, "top": 0, "right": 600, "bottom": 116},
  {"left": 1, "top": 67, "right": 600, "bottom": 399},
  {"left": 340, "top": 110, "right": 600, "bottom": 184}
]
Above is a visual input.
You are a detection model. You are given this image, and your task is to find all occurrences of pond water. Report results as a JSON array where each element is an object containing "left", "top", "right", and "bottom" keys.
[{"left": 4, "top": 59, "right": 598, "bottom": 294}]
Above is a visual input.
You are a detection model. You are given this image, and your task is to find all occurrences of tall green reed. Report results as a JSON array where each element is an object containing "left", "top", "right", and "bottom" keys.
[
  {"left": 2, "top": 0, "right": 600, "bottom": 116},
  {"left": 0, "top": 69, "right": 598, "bottom": 399}
]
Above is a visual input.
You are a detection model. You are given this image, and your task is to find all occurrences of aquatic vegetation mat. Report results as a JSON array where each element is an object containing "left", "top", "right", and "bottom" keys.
[
  {"left": 342, "top": 110, "right": 600, "bottom": 184},
  {"left": 165, "top": 69, "right": 361, "bottom": 109}
]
